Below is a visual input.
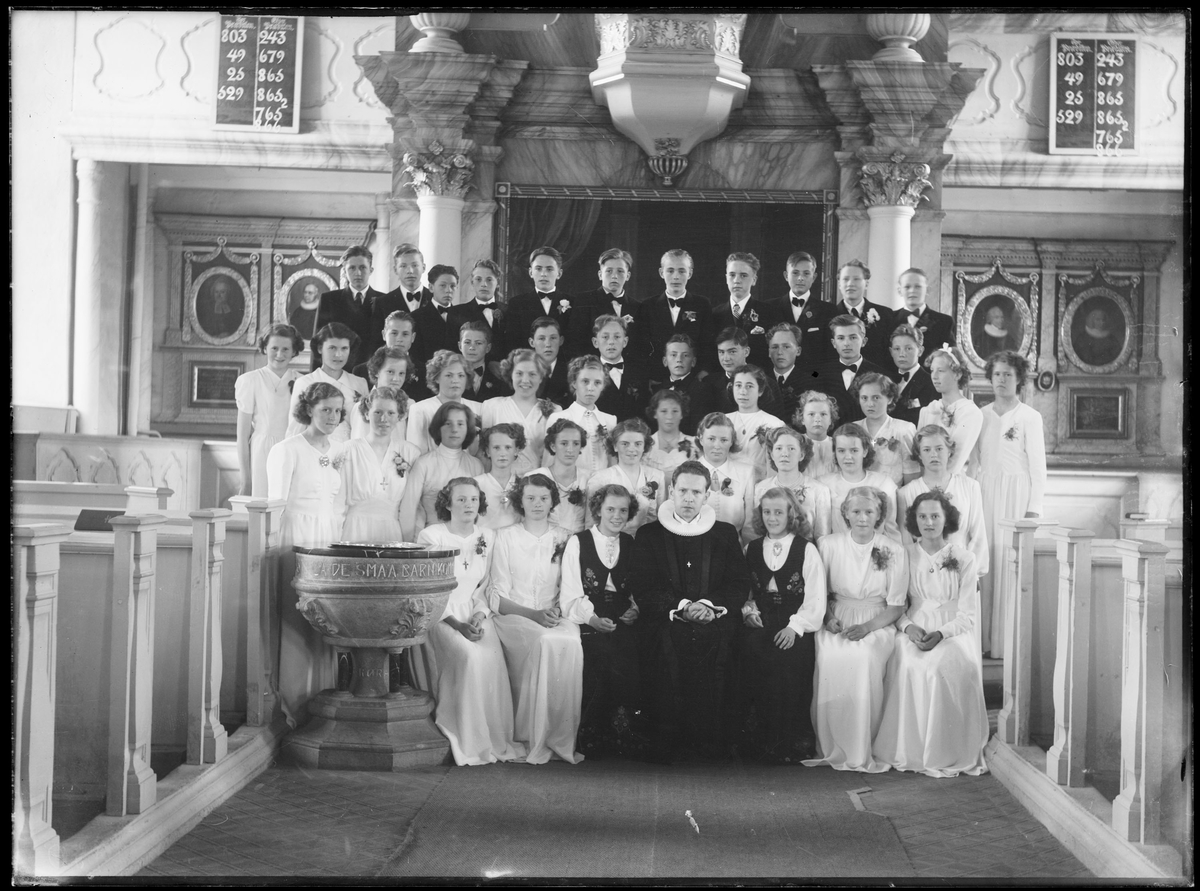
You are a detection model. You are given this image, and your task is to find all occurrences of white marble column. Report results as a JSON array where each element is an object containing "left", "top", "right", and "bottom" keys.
[
  {"left": 372, "top": 194, "right": 392, "bottom": 293},
  {"left": 73, "top": 157, "right": 126, "bottom": 436},
  {"left": 866, "top": 204, "right": 914, "bottom": 311},
  {"left": 416, "top": 193, "right": 465, "bottom": 271}
]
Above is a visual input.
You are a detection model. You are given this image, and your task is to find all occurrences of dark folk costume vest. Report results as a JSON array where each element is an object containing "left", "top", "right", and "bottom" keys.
[
  {"left": 746, "top": 537, "right": 811, "bottom": 631},
  {"left": 576, "top": 531, "right": 636, "bottom": 623}
]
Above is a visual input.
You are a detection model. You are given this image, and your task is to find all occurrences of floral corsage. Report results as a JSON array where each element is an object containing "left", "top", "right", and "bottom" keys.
[
  {"left": 550, "top": 538, "right": 568, "bottom": 564},
  {"left": 558, "top": 299, "right": 571, "bottom": 314},
  {"left": 870, "top": 545, "right": 892, "bottom": 571},
  {"left": 594, "top": 423, "right": 608, "bottom": 439},
  {"left": 393, "top": 453, "right": 411, "bottom": 478},
  {"left": 621, "top": 313, "right": 635, "bottom": 326},
  {"left": 866, "top": 308, "right": 880, "bottom": 324},
  {"left": 937, "top": 553, "right": 960, "bottom": 574},
  {"left": 676, "top": 439, "right": 695, "bottom": 456},
  {"left": 566, "top": 487, "right": 585, "bottom": 505},
  {"left": 941, "top": 406, "right": 957, "bottom": 427},
  {"left": 719, "top": 477, "right": 734, "bottom": 497},
  {"left": 683, "top": 311, "right": 697, "bottom": 322},
  {"left": 754, "top": 425, "right": 770, "bottom": 445},
  {"left": 873, "top": 436, "right": 900, "bottom": 452},
  {"left": 640, "top": 480, "right": 659, "bottom": 499},
  {"left": 1003, "top": 426, "right": 1019, "bottom": 441},
  {"left": 537, "top": 397, "right": 556, "bottom": 419},
  {"left": 474, "top": 534, "right": 488, "bottom": 556}
]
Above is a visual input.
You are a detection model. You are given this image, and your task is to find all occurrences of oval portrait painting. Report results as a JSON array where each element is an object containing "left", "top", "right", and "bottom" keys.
[
  {"left": 970, "top": 293, "right": 1025, "bottom": 362},
  {"left": 196, "top": 273, "right": 246, "bottom": 339},
  {"left": 1069, "top": 294, "right": 1127, "bottom": 369}
]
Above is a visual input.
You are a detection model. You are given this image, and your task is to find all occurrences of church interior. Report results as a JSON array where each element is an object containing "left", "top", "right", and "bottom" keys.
[{"left": 11, "top": 10, "right": 1188, "bottom": 881}]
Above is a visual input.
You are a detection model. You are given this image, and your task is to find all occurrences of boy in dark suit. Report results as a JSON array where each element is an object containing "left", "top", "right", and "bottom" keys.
[
  {"left": 777, "top": 251, "right": 838, "bottom": 367},
  {"left": 530, "top": 316, "right": 571, "bottom": 406},
  {"left": 765, "top": 323, "right": 810, "bottom": 426},
  {"left": 712, "top": 251, "right": 783, "bottom": 371},
  {"left": 449, "top": 259, "right": 508, "bottom": 362},
  {"left": 458, "top": 320, "right": 513, "bottom": 402},
  {"left": 809, "top": 314, "right": 889, "bottom": 424},
  {"left": 636, "top": 249, "right": 714, "bottom": 373},
  {"left": 896, "top": 267, "right": 955, "bottom": 358},
  {"left": 410, "top": 264, "right": 460, "bottom": 360},
  {"left": 700, "top": 327, "right": 786, "bottom": 417},
  {"left": 383, "top": 243, "right": 432, "bottom": 316},
  {"left": 592, "top": 314, "right": 648, "bottom": 422},
  {"left": 834, "top": 259, "right": 895, "bottom": 371},
  {"left": 503, "top": 246, "right": 577, "bottom": 360},
  {"left": 314, "top": 245, "right": 389, "bottom": 369},
  {"left": 658, "top": 334, "right": 709, "bottom": 435},
  {"left": 888, "top": 323, "right": 938, "bottom": 426},
  {"left": 569, "top": 248, "right": 641, "bottom": 369}
]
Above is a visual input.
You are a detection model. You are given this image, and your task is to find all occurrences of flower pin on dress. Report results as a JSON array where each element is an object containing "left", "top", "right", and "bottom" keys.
[
  {"left": 870, "top": 546, "right": 892, "bottom": 571},
  {"left": 550, "top": 538, "right": 568, "bottom": 564},
  {"left": 873, "top": 436, "right": 900, "bottom": 452},
  {"left": 937, "top": 554, "right": 960, "bottom": 574},
  {"left": 393, "top": 454, "right": 411, "bottom": 478},
  {"left": 1003, "top": 426, "right": 1019, "bottom": 441},
  {"left": 941, "top": 406, "right": 957, "bottom": 427},
  {"left": 640, "top": 480, "right": 659, "bottom": 499},
  {"left": 537, "top": 398, "right": 556, "bottom": 419},
  {"left": 720, "top": 477, "right": 734, "bottom": 497},
  {"left": 566, "top": 487, "right": 585, "bottom": 506}
]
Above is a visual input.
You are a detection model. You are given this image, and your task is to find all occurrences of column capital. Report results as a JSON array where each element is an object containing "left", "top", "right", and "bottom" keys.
[
  {"left": 402, "top": 143, "right": 475, "bottom": 199},
  {"left": 858, "top": 151, "right": 932, "bottom": 208}
]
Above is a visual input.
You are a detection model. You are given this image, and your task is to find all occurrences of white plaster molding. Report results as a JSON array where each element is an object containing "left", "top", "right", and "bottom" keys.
[
  {"left": 179, "top": 16, "right": 217, "bottom": 105},
  {"left": 303, "top": 22, "right": 341, "bottom": 109},
  {"left": 352, "top": 23, "right": 394, "bottom": 109},
  {"left": 93, "top": 16, "right": 166, "bottom": 102},
  {"left": 1010, "top": 43, "right": 1047, "bottom": 128},
  {"left": 947, "top": 38, "right": 1000, "bottom": 126},
  {"left": 1143, "top": 41, "right": 1179, "bottom": 128},
  {"left": 943, "top": 140, "right": 1183, "bottom": 191}
]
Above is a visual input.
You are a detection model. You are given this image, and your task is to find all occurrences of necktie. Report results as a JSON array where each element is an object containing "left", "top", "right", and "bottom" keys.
[
  {"left": 777, "top": 374, "right": 787, "bottom": 386},
  {"left": 732, "top": 302, "right": 744, "bottom": 319},
  {"left": 852, "top": 307, "right": 862, "bottom": 320},
  {"left": 355, "top": 292, "right": 364, "bottom": 306},
  {"left": 603, "top": 361, "right": 624, "bottom": 371}
]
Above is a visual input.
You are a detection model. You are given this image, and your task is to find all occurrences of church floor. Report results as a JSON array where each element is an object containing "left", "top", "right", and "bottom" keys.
[{"left": 138, "top": 753, "right": 1093, "bottom": 881}]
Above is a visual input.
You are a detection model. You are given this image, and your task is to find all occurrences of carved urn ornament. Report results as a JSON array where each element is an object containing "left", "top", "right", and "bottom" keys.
[
  {"left": 864, "top": 13, "right": 931, "bottom": 62},
  {"left": 590, "top": 13, "right": 750, "bottom": 187}
]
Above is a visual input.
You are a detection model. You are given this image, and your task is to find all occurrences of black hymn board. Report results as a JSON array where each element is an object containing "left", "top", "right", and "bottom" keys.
[
  {"left": 1050, "top": 34, "right": 1137, "bottom": 156},
  {"left": 214, "top": 15, "right": 304, "bottom": 133}
]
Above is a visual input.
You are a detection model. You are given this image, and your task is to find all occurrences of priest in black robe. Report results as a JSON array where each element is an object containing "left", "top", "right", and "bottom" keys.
[{"left": 631, "top": 460, "right": 750, "bottom": 761}]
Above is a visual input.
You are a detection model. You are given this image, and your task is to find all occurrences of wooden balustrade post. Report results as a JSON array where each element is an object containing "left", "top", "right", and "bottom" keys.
[
  {"left": 14, "top": 524, "right": 71, "bottom": 875},
  {"left": 188, "top": 509, "right": 232, "bottom": 764},
  {"left": 997, "top": 519, "right": 1042, "bottom": 746},
  {"left": 124, "top": 485, "right": 174, "bottom": 513},
  {"left": 245, "top": 500, "right": 286, "bottom": 726},
  {"left": 1111, "top": 539, "right": 1170, "bottom": 844},
  {"left": 1045, "top": 527, "right": 1094, "bottom": 786},
  {"left": 107, "top": 514, "right": 165, "bottom": 816}
]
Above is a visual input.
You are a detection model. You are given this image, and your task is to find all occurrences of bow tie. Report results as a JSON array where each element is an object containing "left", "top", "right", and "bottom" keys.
[
  {"left": 791, "top": 297, "right": 806, "bottom": 308},
  {"left": 900, "top": 370, "right": 912, "bottom": 383},
  {"left": 842, "top": 362, "right": 860, "bottom": 373},
  {"left": 668, "top": 297, "right": 684, "bottom": 308},
  {"left": 604, "top": 361, "right": 624, "bottom": 371},
  {"left": 477, "top": 300, "right": 496, "bottom": 308},
  {"left": 405, "top": 292, "right": 420, "bottom": 303}
]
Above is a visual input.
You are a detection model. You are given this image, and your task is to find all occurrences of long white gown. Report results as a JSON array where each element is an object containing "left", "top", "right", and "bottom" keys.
[
  {"left": 819, "top": 470, "right": 901, "bottom": 542},
  {"left": 753, "top": 474, "right": 834, "bottom": 539},
  {"left": 805, "top": 532, "right": 907, "bottom": 773},
  {"left": 587, "top": 463, "right": 666, "bottom": 533},
  {"left": 918, "top": 398, "right": 983, "bottom": 477},
  {"left": 897, "top": 474, "right": 990, "bottom": 576},
  {"left": 875, "top": 543, "right": 989, "bottom": 777},
  {"left": 489, "top": 523, "right": 584, "bottom": 764},
  {"left": 547, "top": 467, "right": 592, "bottom": 534},
  {"left": 235, "top": 364, "right": 299, "bottom": 496},
  {"left": 697, "top": 456, "right": 757, "bottom": 545},
  {"left": 286, "top": 367, "right": 369, "bottom": 443},
  {"left": 643, "top": 432, "right": 697, "bottom": 477},
  {"left": 401, "top": 444, "right": 485, "bottom": 537},
  {"left": 266, "top": 434, "right": 345, "bottom": 728},
  {"left": 806, "top": 437, "right": 836, "bottom": 480},
  {"left": 977, "top": 401, "right": 1047, "bottom": 655},
  {"left": 339, "top": 438, "right": 421, "bottom": 542},
  {"left": 726, "top": 409, "right": 785, "bottom": 483},
  {"left": 481, "top": 396, "right": 559, "bottom": 472},
  {"left": 863, "top": 416, "right": 919, "bottom": 487},
  {"left": 474, "top": 471, "right": 520, "bottom": 531},
  {"left": 543, "top": 402, "right": 616, "bottom": 477},
  {"left": 416, "top": 524, "right": 526, "bottom": 766}
]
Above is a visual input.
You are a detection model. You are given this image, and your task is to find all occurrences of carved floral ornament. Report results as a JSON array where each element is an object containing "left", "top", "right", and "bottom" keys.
[
  {"left": 596, "top": 14, "right": 745, "bottom": 57},
  {"left": 401, "top": 141, "right": 475, "bottom": 199},
  {"left": 858, "top": 152, "right": 933, "bottom": 208}
]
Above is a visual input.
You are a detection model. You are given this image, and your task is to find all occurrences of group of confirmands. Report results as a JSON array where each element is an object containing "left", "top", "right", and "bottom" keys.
[{"left": 235, "top": 241, "right": 1048, "bottom": 775}]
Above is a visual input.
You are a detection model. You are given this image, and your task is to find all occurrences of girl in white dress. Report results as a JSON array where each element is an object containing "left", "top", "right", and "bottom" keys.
[
  {"left": 694, "top": 412, "right": 757, "bottom": 545},
  {"left": 795, "top": 390, "right": 839, "bottom": 479},
  {"left": 726, "top": 364, "right": 785, "bottom": 482},
  {"left": 340, "top": 386, "right": 421, "bottom": 543},
  {"left": 643, "top": 389, "right": 697, "bottom": 476},
  {"left": 490, "top": 472, "right": 584, "bottom": 764},
  {"left": 542, "top": 419, "right": 592, "bottom": 534},
  {"left": 876, "top": 490, "right": 988, "bottom": 777},
  {"left": 543, "top": 356, "right": 616, "bottom": 477},
  {"left": 918, "top": 346, "right": 982, "bottom": 477},
  {"left": 753, "top": 426, "right": 834, "bottom": 539},
  {"left": 851, "top": 372, "right": 919, "bottom": 487},
  {"left": 977, "top": 350, "right": 1047, "bottom": 657},
  {"left": 588, "top": 418, "right": 665, "bottom": 534},
  {"left": 398, "top": 402, "right": 485, "bottom": 540},
  {"left": 481, "top": 349, "right": 560, "bottom": 473},
  {"left": 417, "top": 477, "right": 526, "bottom": 766},
  {"left": 407, "top": 351, "right": 483, "bottom": 455},
  {"left": 819, "top": 423, "right": 901, "bottom": 542},
  {"left": 897, "top": 425, "right": 989, "bottom": 575},
  {"left": 286, "top": 323, "right": 369, "bottom": 443},
  {"left": 236, "top": 323, "right": 303, "bottom": 496},
  {"left": 804, "top": 487, "right": 907, "bottom": 773},
  {"left": 350, "top": 347, "right": 412, "bottom": 444},
  {"left": 475, "top": 424, "right": 523, "bottom": 531},
  {"left": 266, "top": 382, "right": 346, "bottom": 727}
]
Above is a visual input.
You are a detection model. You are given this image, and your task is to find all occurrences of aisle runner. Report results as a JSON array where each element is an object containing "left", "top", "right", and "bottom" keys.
[{"left": 381, "top": 760, "right": 915, "bottom": 879}]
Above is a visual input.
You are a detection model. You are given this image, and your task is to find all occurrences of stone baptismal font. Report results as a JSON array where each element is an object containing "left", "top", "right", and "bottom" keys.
[{"left": 283, "top": 543, "right": 458, "bottom": 770}]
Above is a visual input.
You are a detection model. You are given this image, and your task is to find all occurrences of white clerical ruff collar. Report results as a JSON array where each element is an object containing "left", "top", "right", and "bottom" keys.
[
  {"left": 984, "top": 323, "right": 1008, "bottom": 338},
  {"left": 658, "top": 501, "right": 716, "bottom": 536},
  {"left": 1084, "top": 324, "right": 1112, "bottom": 338}
]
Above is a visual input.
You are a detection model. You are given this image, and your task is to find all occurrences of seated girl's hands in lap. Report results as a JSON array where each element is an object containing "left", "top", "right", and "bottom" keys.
[
  {"left": 824, "top": 613, "right": 843, "bottom": 634},
  {"left": 915, "top": 630, "right": 944, "bottom": 651},
  {"left": 774, "top": 627, "right": 797, "bottom": 650},
  {"left": 588, "top": 615, "right": 617, "bottom": 633},
  {"left": 843, "top": 623, "right": 870, "bottom": 641}
]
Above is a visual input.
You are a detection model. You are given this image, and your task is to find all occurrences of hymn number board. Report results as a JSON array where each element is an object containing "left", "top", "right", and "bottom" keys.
[
  {"left": 214, "top": 15, "right": 303, "bottom": 133},
  {"left": 1050, "top": 33, "right": 1137, "bottom": 156}
]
